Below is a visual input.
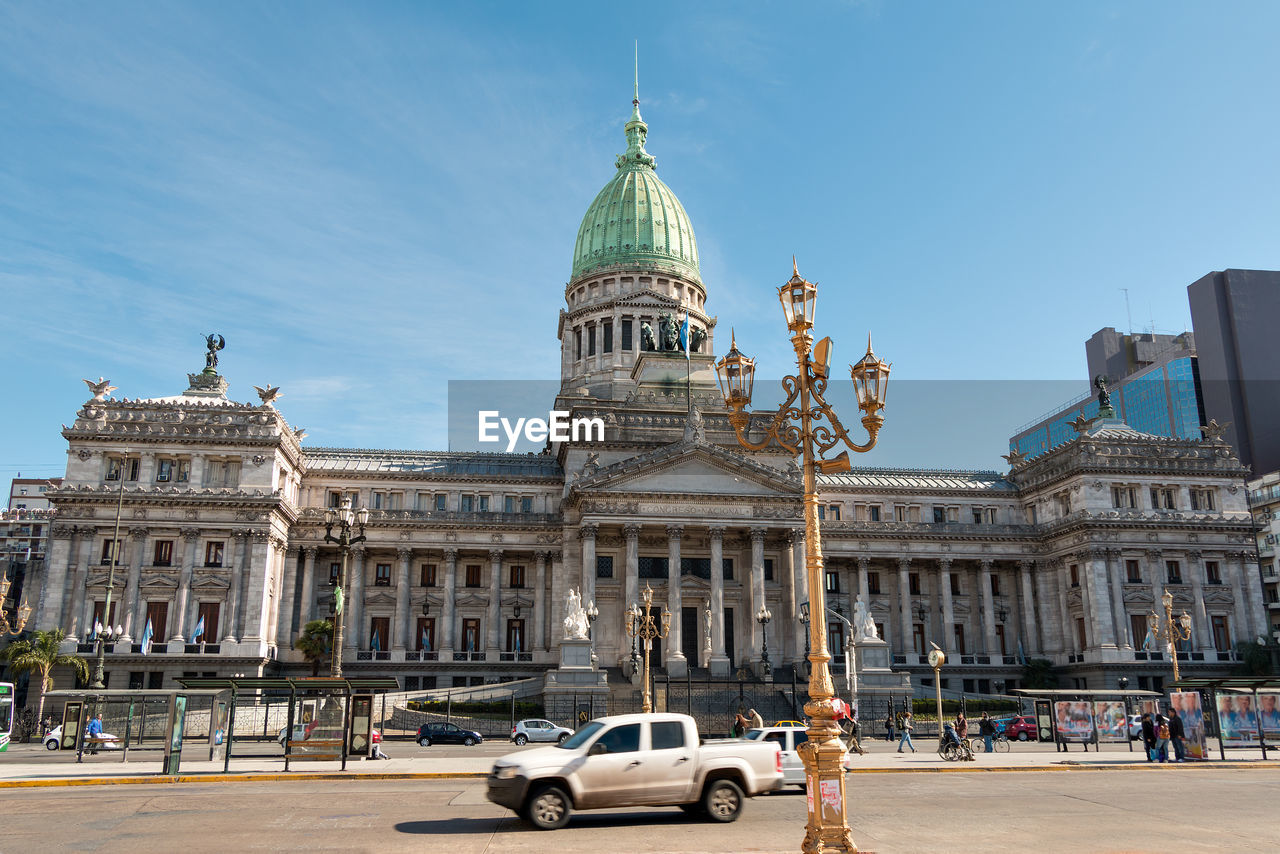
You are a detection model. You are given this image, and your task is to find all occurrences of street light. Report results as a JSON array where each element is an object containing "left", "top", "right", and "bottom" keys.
[
  {"left": 928, "top": 644, "right": 946, "bottom": 748},
  {"left": 0, "top": 566, "right": 32, "bottom": 637},
  {"left": 586, "top": 600, "right": 599, "bottom": 637},
  {"left": 89, "top": 447, "right": 129, "bottom": 689},
  {"left": 323, "top": 496, "right": 369, "bottom": 677},
  {"left": 1118, "top": 676, "right": 1132, "bottom": 753},
  {"left": 716, "top": 260, "right": 889, "bottom": 854},
  {"left": 1148, "top": 589, "right": 1194, "bottom": 683},
  {"left": 757, "top": 606, "right": 773, "bottom": 676},
  {"left": 624, "top": 584, "right": 670, "bottom": 713},
  {"left": 799, "top": 602, "right": 811, "bottom": 658}
]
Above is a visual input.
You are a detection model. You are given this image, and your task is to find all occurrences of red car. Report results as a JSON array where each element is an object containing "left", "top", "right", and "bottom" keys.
[{"left": 1002, "top": 715, "right": 1039, "bottom": 741}]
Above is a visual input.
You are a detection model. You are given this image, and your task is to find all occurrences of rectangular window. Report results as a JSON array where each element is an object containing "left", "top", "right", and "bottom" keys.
[
  {"left": 175, "top": 460, "right": 190, "bottom": 483},
  {"left": 1126, "top": 559, "right": 1142, "bottom": 583},
  {"left": 145, "top": 601, "right": 168, "bottom": 642},
  {"left": 328, "top": 491, "right": 342, "bottom": 508},
  {"left": 764, "top": 558, "right": 774, "bottom": 582},
  {"left": 1166, "top": 560, "right": 1182, "bottom": 584},
  {"left": 521, "top": 496, "right": 533, "bottom": 513},
  {"left": 129, "top": 672, "right": 144, "bottom": 690},
  {"left": 953, "top": 624, "right": 966, "bottom": 654},
  {"left": 196, "top": 601, "right": 220, "bottom": 641},
  {"left": 1205, "top": 561, "right": 1222, "bottom": 584},
  {"left": 1151, "top": 487, "right": 1176, "bottom": 510},
  {"left": 817, "top": 506, "right": 825, "bottom": 521},
  {"left": 435, "top": 494, "right": 447, "bottom": 512},
  {"left": 371, "top": 492, "right": 385, "bottom": 509},
  {"left": 465, "top": 565, "right": 482, "bottom": 587},
  {"left": 621, "top": 319, "right": 633, "bottom": 351},
  {"left": 369, "top": 617, "right": 390, "bottom": 651},
  {"left": 828, "top": 504, "right": 841, "bottom": 520},
  {"left": 101, "top": 539, "right": 121, "bottom": 566},
  {"left": 933, "top": 507, "right": 947, "bottom": 524},
  {"left": 105, "top": 457, "right": 122, "bottom": 481},
  {"left": 895, "top": 505, "right": 908, "bottom": 522},
  {"left": 603, "top": 321, "right": 613, "bottom": 353},
  {"left": 826, "top": 571, "right": 840, "bottom": 593},
  {"left": 204, "top": 460, "right": 239, "bottom": 488},
  {"left": 126, "top": 458, "right": 139, "bottom": 481},
  {"left": 504, "top": 496, "right": 515, "bottom": 514},
  {"left": 867, "top": 572, "right": 881, "bottom": 595},
  {"left": 722, "top": 557, "right": 734, "bottom": 581},
  {"left": 595, "top": 556, "right": 613, "bottom": 579},
  {"left": 949, "top": 574, "right": 960, "bottom": 596},
  {"left": 995, "top": 624, "right": 1007, "bottom": 655},
  {"left": 1069, "top": 564, "right": 1080, "bottom": 588},
  {"left": 375, "top": 563, "right": 391, "bottom": 586},
  {"left": 204, "top": 541, "right": 224, "bottom": 567},
  {"left": 510, "top": 565, "right": 526, "bottom": 588},
  {"left": 908, "top": 572, "right": 921, "bottom": 595},
  {"left": 153, "top": 540, "right": 173, "bottom": 567},
  {"left": 1076, "top": 617, "right": 1087, "bottom": 649},
  {"left": 462, "top": 619, "right": 481, "bottom": 652},
  {"left": 868, "top": 505, "right": 881, "bottom": 522},
  {"left": 827, "top": 621, "right": 844, "bottom": 655},
  {"left": 420, "top": 564, "right": 437, "bottom": 587},
  {"left": 1211, "top": 615, "right": 1230, "bottom": 651},
  {"left": 329, "top": 562, "right": 341, "bottom": 586},
  {"left": 1191, "top": 489, "right": 1216, "bottom": 511},
  {"left": 460, "top": 495, "right": 474, "bottom": 512},
  {"left": 478, "top": 495, "right": 489, "bottom": 512},
  {"left": 1130, "top": 613, "right": 1148, "bottom": 649},
  {"left": 990, "top": 574, "right": 1001, "bottom": 596},
  {"left": 913, "top": 623, "right": 926, "bottom": 655},
  {"left": 1027, "top": 505, "right": 1037, "bottom": 525},
  {"left": 507, "top": 619, "right": 525, "bottom": 652},
  {"left": 575, "top": 329, "right": 582, "bottom": 359},
  {"left": 651, "top": 720, "right": 685, "bottom": 750},
  {"left": 639, "top": 556, "right": 669, "bottom": 579},
  {"left": 972, "top": 508, "right": 983, "bottom": 524},
  {"left": 588, "top": 325, "right": 596, "bottom": 356},
  {"left": 1112, "top": 486, "right": 1137, "bottom": 509},
  {"left": 417, "top": 617, "right": 436, "bottom": 651},
  {"left": 156, "top": 459, "right": 174, "bottom": 482},
  {"left": 92, "top": 600, "right": 118, "bottom": 630}
]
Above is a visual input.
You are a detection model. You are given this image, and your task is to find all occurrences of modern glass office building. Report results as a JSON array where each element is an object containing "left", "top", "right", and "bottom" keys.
[{"left": 1010, "top": 353, "right": 1204, "bottom": 460}]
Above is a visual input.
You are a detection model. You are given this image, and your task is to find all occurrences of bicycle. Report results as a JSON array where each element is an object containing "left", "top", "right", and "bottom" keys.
[{"left": 971, "top": 732, "right": 1010, "bottom": 753}]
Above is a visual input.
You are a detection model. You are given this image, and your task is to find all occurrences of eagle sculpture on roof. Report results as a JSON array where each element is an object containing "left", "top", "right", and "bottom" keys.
[{"left": 83, "top": 377, "right": 117, "bottom": 400}]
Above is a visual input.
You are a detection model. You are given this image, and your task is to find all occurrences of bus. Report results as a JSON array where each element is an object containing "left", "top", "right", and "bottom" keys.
[{"left": 0, "top": 682, "right": 13, "bottom": 751}]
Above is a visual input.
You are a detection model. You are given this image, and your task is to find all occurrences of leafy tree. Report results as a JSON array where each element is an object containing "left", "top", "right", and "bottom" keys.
[
  {"left": 1021, "top": 658, "right": 1059, "bottom": 689},
  {"left": 0, "top": 629, "right": 89, "bottom": 728},
  {"left": 295, "top": 619, "right": 333, "bottom": 676},
  {"left": 1231, "top": 640, "right": 1277, "bottom": 677}
]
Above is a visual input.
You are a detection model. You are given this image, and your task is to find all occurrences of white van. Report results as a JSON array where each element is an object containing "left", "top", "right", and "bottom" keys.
[{"left": 743, "top": 725, "right": 853, "bottom": 787}]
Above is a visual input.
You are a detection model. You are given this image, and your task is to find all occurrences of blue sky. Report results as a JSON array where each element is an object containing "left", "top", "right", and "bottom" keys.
[{"left": 3, "top": 1, "right": 1278, "bottom": 491}]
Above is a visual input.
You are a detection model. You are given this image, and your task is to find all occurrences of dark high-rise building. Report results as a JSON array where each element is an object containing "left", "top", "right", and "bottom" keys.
[{"left": 1188, "top": 269, "right": 1280, "bottom": 476}]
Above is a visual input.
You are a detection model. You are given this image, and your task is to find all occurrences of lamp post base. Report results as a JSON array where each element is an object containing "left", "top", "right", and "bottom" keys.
[{"left": 798, "top": 722, "right": 857, "bottom": 853}]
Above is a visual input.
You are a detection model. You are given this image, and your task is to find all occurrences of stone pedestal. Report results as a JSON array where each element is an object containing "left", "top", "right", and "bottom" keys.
[
  {"left": 543, "top": 638, "right": 609, "bottom": 725},
  {"left": 848, "top": 636, "right": 913, "bottom": 716},
  {"left": 709, "top": 654, "right": 730, "bottom": 679}
]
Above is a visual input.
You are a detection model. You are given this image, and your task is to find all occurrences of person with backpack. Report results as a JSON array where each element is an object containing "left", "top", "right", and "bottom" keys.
[
  {"left": 896, "top": 711, "right": 916, "bottom": 753},
  {"left": 978, "top": 712, "right": 996, "bottom": 753},
  {"left": 1167, "top": 708, "right": 1187, "bottom": 762},
  {"left": 1140, "top": 712, "right": 1157, "bottom": 761}
]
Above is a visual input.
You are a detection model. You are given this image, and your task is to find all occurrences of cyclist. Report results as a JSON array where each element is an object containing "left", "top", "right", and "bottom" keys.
[{"left": 978, "top": 712, "right": 996, "bottom": 753}]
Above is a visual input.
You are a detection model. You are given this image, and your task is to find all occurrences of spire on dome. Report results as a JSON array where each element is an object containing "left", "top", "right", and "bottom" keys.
[{"left": 620, "top": 43, "right": 654, "bottom": 170}]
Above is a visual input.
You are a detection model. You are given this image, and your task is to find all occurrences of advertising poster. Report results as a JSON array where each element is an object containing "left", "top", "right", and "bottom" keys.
[
  {"left": 1093, "top": 701, "right": 1127, "bottom": 743},
  {"left": 1217, "top": 694, "right": 1261, "bottom": 746},
  {"left": 1054, "top": 701, "right": 1094, "bottom": 743},
  {"left": 1170, "top": 691, "right": 1207, "bottom": 760},
  {"left": 1259, "top": 693, "right": 1280, "bottom": 738}
]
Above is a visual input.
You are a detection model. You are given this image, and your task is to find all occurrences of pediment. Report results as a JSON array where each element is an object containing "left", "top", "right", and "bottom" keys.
[
  {"left": 365, "top": 592, "right": 397, "bottom": 606},
  {"left": 574, "top": 440, "right": 800, "bottom": 498},
  {"left": 140, "top": 573, "right": 179, "bottom": 589},
  {"left": 192, "top": 572, "right": 231, "bottom": 590}
]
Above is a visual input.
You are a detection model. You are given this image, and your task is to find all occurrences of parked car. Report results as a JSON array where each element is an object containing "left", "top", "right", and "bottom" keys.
[
  {"left": 43, "top": 725, "right": 121, "bottom": 750},
  {"left": 1003, "top": 716, "right": 1039, "bottom": 741},
  {"left": 417, "top": 721, "right": 483, "bottom": 747},
  {"left": 487, "top": 713, "right": 783, "bottom": 829},
  {"left": 744, "top": 724, "right": 854, "bottom": 787},
  {"left": 1128, "top": 714, "right": 1144, "bottom": 739},
  {"left": 512, "top": 719, "right": 573, "bottom": 745}
]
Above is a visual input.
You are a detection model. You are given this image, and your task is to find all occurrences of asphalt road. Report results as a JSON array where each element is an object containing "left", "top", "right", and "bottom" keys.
[{"left": 4, "top": 769, "right": 1279, "bottom": 854}]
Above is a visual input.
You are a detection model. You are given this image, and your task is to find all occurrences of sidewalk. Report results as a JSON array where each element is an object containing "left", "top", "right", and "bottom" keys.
[{"left": 1, "top": 736, "right": 1275, "bottom": 788}]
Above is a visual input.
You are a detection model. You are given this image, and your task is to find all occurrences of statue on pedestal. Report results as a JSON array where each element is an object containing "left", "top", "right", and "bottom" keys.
[
  {"left": 853, "top": 594, "right": 878, "bottom": 641},
  {"left": 563, "top": 587, "right": 590, "bottom": 640}
]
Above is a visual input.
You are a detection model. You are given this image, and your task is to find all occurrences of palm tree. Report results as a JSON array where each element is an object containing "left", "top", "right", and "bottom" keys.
[
  {"left": 294, "top": 619, "right": 333, "bottom": 677},
  {"left": 0, "top": 629, "right": 90, "bottom": 729}
]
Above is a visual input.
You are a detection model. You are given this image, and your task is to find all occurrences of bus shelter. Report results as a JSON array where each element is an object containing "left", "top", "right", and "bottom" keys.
[
  {"left": 45, "top": 688, "right": 229, "bottom": 774},
  {"left": 175, "top": 677, "right": 398, "bottom": 772},
  {"left": 1011, "top": 688, "right": 1163, "bottom": 752},
  {"left": 1170, "top": 677, "right": 1280, "bottom": 761}
]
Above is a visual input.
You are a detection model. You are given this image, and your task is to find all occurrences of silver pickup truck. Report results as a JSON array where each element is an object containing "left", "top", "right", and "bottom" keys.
[{"left": 486, "top": 712, "right": 783, "bottom": 829}]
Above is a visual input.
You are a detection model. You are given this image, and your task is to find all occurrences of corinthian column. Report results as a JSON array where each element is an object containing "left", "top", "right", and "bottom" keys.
[
  {"left": 534, "top": 551, "right": 549, "bottom": 652},
  {"left": 980, "top": 559, "right": 997, "bottom": 657},
  {"left": 171, "top": 528, "right": 199, "bottom": 642},
  {"left": 580, "top": 524, "right": 598, "bottom": 611},
  {"left": 623, "top": 524, "right": 640, "bottom": 619},
  {"left": 441, "top": 549, "right": 458, "bottom": 655},
  {"left": 1187, "top": 550, "right": 1212, "bottom": 651},
  {"left": 666, "top": 525, "right": 686, "bottom": 675},
  {"left": 487, "top": 548, "right": 503, "bottom": 653},
  {"left": 789, "top": 529, "right": 807, "bottom": 662},
  {"left": 1019, "top": 559, "right": 1039, "bottom": 654},
  {"left": 123, "top": 527, "right": 148, "bottom": 641},
  {"left": 394, "top": 547, "right": 412, "bottom": 651},
  {"left": 897, "top": 557, "right": 912, "bottom": 655},
  {"left": 298, "top": 547, "right": 317, "bottom": 627},
  {"left": 749, "top": 528, "right": 766, "bottom": 663},
  {"left": 939, "top": 558, "right": 955, "bottom": 654},
  {"left": 708, "top": 527, "right": 729, "bottom": 677}
]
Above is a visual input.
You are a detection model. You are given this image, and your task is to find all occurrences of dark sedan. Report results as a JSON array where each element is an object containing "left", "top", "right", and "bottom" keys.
[{"left": 417, "top": 722, "right": 483, "bottom": 747}]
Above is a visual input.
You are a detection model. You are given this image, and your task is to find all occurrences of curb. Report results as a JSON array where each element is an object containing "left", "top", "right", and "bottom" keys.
[
  {"left": 3, "top": 762, "right": 1278, "bottom": 789},
  {"left": 0, "top": 771, "right": 489, "bottom": 789}
]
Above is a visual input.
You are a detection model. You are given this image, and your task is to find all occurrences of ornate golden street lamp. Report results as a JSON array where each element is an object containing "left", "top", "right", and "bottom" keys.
[
  {"left": 0, "top": 568, "right": 32, "bottom": 637},
  {"left": 323, "top": 496, "right": 369, "bottom": 677},
  {"left": 716, "top": 260, "right": 889, "bottom": 854},
  {"left": 624, "top": 583, "right": 670, "bottom": 713},
  {"left": 1148, "top": 589, "right": 1194, "bottom": 683}
]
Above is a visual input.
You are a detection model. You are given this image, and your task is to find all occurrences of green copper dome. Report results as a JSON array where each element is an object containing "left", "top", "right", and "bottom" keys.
[{"left": 571, "top": 91, "right": 700, "bottom": 284}]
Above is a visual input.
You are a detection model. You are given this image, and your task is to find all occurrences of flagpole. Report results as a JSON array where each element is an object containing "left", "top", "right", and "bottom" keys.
[{"left": 683, "top": 303, "right": 693, "bottom": 415}]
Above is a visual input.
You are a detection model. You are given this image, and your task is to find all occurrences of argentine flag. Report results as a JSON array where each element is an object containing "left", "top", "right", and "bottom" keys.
[
  {"left": 678, "top": 308, "right": 690, "bottom": 357},
  {"left": 421, "top": 626, "right": 431, "bottom": 652},
  {"left": 193, "top": 614, "right": 205, "bottom": 642},
  {"left": 371, "top": 630, "right": 381, "bottom": 652},
  {"left": 140, "top": 617, "right": 154, "bottom": 656}
]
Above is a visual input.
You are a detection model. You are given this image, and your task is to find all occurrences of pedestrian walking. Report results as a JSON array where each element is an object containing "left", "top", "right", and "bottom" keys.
[
  {"left": 897, "top": 711, "right": 916, "bottom": 753},
  {"left": 749, "top": 708, "right": 764, "bottom": 730},
  {"left": 1154, "top": 715, "right": 1171, "bottom": 763},
  {"left": 978, "top": 712, "right": 996, "bottom": 754},
  {"left": 731, "top": 712, "right": 749, "bottom": 738},
  {"left": 845, "top": 717, "right": 866, "bottom": 755},
  {"left": 1140, "top": 712, "right": 1156, "bottom": 762},
  {"left": 1167, "top": 708, "right": 1187, "bottom": 762}
]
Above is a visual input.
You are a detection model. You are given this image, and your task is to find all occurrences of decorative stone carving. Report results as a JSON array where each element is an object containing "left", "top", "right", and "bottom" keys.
[
  {"left": 853, "top": 594, "right": 879, "bottom": 641},
  {"left": 562, "top": 588, "right": 589, "bottom": 640}
]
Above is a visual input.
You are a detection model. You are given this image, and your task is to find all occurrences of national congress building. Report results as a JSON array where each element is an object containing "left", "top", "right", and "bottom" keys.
[{"left": 33, "top": 88, "right": 1265, "bottom": 699}]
